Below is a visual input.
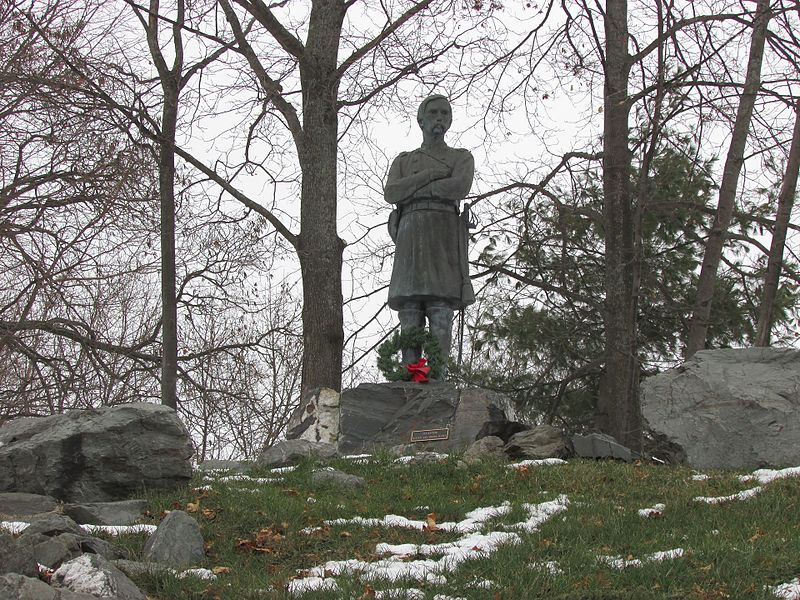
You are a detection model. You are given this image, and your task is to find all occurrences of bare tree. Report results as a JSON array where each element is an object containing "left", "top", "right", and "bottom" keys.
[
  {"left": 686, "top": 0, "right": 772, "bottom": 356},
  {"left": 755, "top": 99, "right": 800, "bottom": 346}
]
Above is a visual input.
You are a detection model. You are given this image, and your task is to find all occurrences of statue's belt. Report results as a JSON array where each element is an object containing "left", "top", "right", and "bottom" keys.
[{"left": 403, "top": 198, "right": 458, "bottom": 214}]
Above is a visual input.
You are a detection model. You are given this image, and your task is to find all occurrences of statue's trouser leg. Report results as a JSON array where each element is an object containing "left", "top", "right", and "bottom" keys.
[
  {"left": 398, "top": 305, "right": 425, "bottom": 365},
  {"left": 426, "top": 303, "right": 454, "bottom": 376}
]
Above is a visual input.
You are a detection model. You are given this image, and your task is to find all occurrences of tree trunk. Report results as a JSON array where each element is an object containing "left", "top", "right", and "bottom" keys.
[
  {"left": 755, "top": 100, "right": 800, "bottom": 346},
  {"left": 685, "top": 0, "right": 771, "bottom": 356},
  {"left": 159, "top": 81, "right": 179, "bottom": 410},
  {"left": 297, "top": 0, "right": 346, "bottom": 396},
  {"left": 596, "top": 0, "right": 642, "bottom": 450}
]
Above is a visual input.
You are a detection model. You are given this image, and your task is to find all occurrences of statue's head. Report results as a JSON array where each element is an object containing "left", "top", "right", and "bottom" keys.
[{"left": 417, "top": 94, "right": 452, "bottom": 136}]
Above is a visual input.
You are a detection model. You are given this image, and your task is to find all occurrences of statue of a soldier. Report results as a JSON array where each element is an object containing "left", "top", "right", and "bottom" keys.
[{"left": 384, "top": 94, "right": 475, "bottom": 375}]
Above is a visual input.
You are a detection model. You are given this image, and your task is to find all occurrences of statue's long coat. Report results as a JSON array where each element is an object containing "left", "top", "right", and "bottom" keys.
[{"left": 384, "top": 144, "right": 475, "bottom": 310}]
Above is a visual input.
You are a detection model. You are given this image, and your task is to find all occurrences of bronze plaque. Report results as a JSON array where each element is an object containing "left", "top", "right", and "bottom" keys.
[{"left": 410, "top": 427, "right": 450, "bottom": 443}]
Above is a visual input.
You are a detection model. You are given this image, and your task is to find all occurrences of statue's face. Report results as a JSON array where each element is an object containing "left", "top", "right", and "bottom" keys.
[{"left": 419, "top": 98, "right": 452, "bottom": 137}]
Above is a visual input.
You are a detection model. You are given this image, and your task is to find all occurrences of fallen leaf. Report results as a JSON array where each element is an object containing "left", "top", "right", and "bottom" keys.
[
  {"left": 340, "top": 531, "right": 352, "bottom": 538},
  {"left": 212, "top": 566, "right": 231, "bottom": 575},
  {"left": 186, "top": 501, "right": 200, "bottom": 513},
  {"left": 202, "top": 508, "right": 217, "bottom": 520},
  {"left": 357, "top": 584, "right": 376, "bottom": 599},
  {"left": 425, "top": 512, "right": 438, "bottom": 531},
  {"left": 748, "top": 528, "right": 766, "bottom": 543}
]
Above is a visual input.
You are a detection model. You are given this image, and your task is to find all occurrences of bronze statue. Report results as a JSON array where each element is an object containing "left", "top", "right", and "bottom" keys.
[{"left": 384, "top": 94, "right": 475, "bottom": 373}]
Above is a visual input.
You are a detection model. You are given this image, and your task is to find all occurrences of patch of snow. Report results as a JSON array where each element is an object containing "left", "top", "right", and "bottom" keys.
[
  {"left": 80, "top": 524, "right": 157, "bottom": 536},
  {"left": 530, "top": 560, "right": 563, "bottom": 575},
  {"left": 306, "top": 497, "right": 317, "bottom": 503},
  {"left": 740, "top": 466, "right": 800, "bottom": 485},
  {"left": 375, "top": 589, "right": 425, "bottom": 599},
  {"left": 694, "top": 486, "right": 763, "bottom": 505},
  {"left": 376, "top": 530, "right": 520, "bottom": 564},
  {"left": 208, "top": 474, "right": 280, "bottom": 484},
  {"left": 193, "top": 485, "right": 213, "bottom": 492},
  {"left": 770, "top": 577, "right": 800, "bottom": 600},
  {"left": 271, "top": 465, "right": 298, "bottom": 474},
  {"left": 433, "top": 595, "right": 467, "bottom": 600},
  {"left": 176, "top": 568, "right": 216, "bottom": 580},
  {"left": 0, "top": 521, "right": 29, "bottom": 534},
  {"left": 343, "top": 454, "right": 373, "bottom": 465},
  {"left": 691, "top": 474, "right": 710, "bottom": 481},
  {"left": 321, "top": 501, "right": 512, "bottom": 534},
  {"left": 507, "top": 459, "right": 568, "bottom": 469},
  {"left": 598, "top": 548, "right": 684, "bottom": 570},
  {"left": 393, "top": 452, "right": 449, "bottom": 465},
  {"left": 513, "top": 495, "right": 570, "bottom": 533},
  {"left": 290, "top": 496, "right": 569, "bottom": 593},
  {"left": 287, "top": 576, "right": 339, "bottom": 595},
  {"left": 638, "top": 503, "right": 665, "bottom": 518}
]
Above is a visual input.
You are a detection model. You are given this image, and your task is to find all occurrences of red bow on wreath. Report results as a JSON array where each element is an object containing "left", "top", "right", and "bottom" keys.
[{"left": 407, "top": 358, "right": 431, "bottom": 383}]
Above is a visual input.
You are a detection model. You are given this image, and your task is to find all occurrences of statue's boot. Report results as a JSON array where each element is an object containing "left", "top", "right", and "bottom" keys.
[
  {"left": 398, "top": 308, "right": 425, "bottom": 365},
  {"left": 426, "top": 306, "right": 454, "bottom": 378}
]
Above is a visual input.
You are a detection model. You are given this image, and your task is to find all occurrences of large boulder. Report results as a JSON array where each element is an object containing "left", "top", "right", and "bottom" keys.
[
  {"left": 0, "top": 403, "right": 193, "bottom": 502},
  {"left": 641, "top": 348, "right": 800, "bottom": 469},
  {"left": 337, "top": 382, "right": 515, "bottom": 454}
]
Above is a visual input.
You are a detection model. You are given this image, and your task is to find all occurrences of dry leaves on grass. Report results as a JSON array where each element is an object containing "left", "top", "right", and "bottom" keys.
[
  {"left": 423, "top": 512, "right": 439, "bottom": 532},
  {"left": 236, "top": 526, "right": 286, "bottom": 553}
]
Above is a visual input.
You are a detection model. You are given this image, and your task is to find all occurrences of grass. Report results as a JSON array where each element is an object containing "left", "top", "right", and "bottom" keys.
[{"left": 104, "top": 455, "right": 800, "bottom": 599}]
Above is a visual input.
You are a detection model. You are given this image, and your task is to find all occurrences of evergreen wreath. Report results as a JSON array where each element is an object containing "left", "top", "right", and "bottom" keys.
[{"left": 377, "top": 327, "right": 445, "bottom": 381}]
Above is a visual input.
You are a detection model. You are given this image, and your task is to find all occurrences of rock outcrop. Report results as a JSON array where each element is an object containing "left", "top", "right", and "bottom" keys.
[
  {"left": 0, "top": 403, "right": 193, "bottom": 502},
  {"left": 641, "top": 347, "right": 800, "bottom": 469}
]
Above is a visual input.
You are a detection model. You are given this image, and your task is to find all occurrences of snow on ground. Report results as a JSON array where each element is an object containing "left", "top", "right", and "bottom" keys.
[
  {"left": 694, "top": 486, "right": 763, "bottom": 505},
  {"left": 205, "top": 474, "right": 281, "bottom": 484},
  {"left": 740, "top": 467, "right": 800, "bottom": 485},
  {"left": 343, "top": 454, "right": 374, "bottom": 464},
  {"left": 288, "top": 496, "right": 569, "bottom": 595},
  {"left": 507, "top": 458, "right": 568, "bottom": 469},
  {"left": 304, "top": 501, "right": 513, "bottom": 535},
  {"left": 691, "top": 473, "right": 710, "bottom": 481},
  {"left": 375, "top": 589, "right": 425, "bottom": 599},
  {"left": 81, "top": 523, "right": 157, "bottom": 535},
  {"left": 770, "top": 577, "right": 800, "bottom": 600},
  {"left": 638, "top": 503, "right": 665, "bottom": 518},
  {"left": 176, "top": 568, "right": 217, "bottom": 580},
  {"left": 513, "top": 495, "right": 570, "bottom": 533},
  {"left": 597, "top": 548, "right": 685, "bottom": 569},
  {"left": 393, "top": 452, "right": 450, "bottom": 465},
  {"left": 530, "top": 560, "right": 563, "bottom": 575}
]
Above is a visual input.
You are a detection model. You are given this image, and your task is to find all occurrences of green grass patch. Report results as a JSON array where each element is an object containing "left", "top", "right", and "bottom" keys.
[{"left": 97, "top": 456, "right": 799, "bottom": 599}]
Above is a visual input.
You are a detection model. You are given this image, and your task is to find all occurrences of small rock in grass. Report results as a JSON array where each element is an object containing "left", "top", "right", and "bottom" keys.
[
  {"left": 143, "top": 510, "right": 205, "bottom": 569},
  {"left": 311, "top": 469, "right": 365, "bottom": 490}
]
